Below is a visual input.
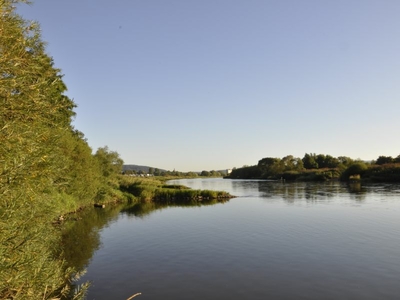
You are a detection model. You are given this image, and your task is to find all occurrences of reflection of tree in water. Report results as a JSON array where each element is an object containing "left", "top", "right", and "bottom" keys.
[
  {"left": 347, "top": 182, "right": 367, "bottom": 201},
  {"left": 61, "top": 199, "right": 228, "bottom": 273},
  {"left": 231, "top": 180, "right": 261, "bottom": 196},
  {"left": 257, "top": 181, "right": 353, "bottom": 204},
  {"left": 348, "top": 182, "right": 400, "bottom": 201},
  {"left": 121, "top": 200, "right": 226, "bottom": 218},
  {"left": 61, "top": 205, "right": 123, "bottom": 272},
  {"left": 121, "top": 202, "right": 168, "bottom": 218}
]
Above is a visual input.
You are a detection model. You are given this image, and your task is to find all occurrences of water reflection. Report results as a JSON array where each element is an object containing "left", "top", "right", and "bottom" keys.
[
  {"left": 121, "top": 199, "right": 227, "bottom": 218},
  {"left": 62, "top": 200, "right": 229, "bottom": 271},
  {"left": 168, "top": 178, "right": 400, "bottom": 204},
  {"left": 70, "top": 179, "right": 400, "bottom": 300},
  {"left": 254, "top": 181, "right": 370, "bottom": 203},
  {"left": 61, "top": 204, "right": 123, "bottom": 272}
]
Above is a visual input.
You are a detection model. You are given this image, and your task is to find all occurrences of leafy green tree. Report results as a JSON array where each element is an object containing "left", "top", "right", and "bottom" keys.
[
  {"left": 338, "top": 156, "right": 353, "bottom": 165},
  {"left": 229, "top": 165, "right": 261, "bottom": 179},
  {"left": 316, "top": 154, "right": 326, "bottom": 168},
  {"left": 0, "top": 1, "right": 88, "bottom": 297},
  {"left": 258, "top": 157, "right": 282, "bottom": 178},
  {"left": 315, "top": 154, "right": 339, "bottom": 168},
  {"left": 302, "top": 153, "right": 318, "bottom": 169},
  {"left": 341, "top": 162, "right": 369, "bottom": 180},
  {"left": 186, "top": 172, "right": 198, "bottom": 177},
  {"left": 324, "top": 155, "right": 340, "bottom": 168},
  {"left": 281, "top": 155, "right": 304, "bottom": 171},
  {"left": 210, "top": 170, "right": 222, "bottom": 177},
  {"left": 281, "top": 155, "right": 296, "bottom": 170},
  {"left": 55, "top": 130, "right": 102, "bottom": 202},
  {"left": 94, "top": 146, "right": 124, "bottom": 178},
  {"left": 375, "top": 156, "right": 393, "bottom": 165}
]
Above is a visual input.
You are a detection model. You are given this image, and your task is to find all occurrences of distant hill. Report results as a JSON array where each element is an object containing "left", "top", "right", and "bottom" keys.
[{"left": 123, "top": 164, "right": 166, "bottom": 173}]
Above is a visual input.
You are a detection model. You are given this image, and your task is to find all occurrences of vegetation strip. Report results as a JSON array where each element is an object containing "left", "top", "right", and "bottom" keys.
[{"left": 226, "top": 154, "right": 400, "bottom": 182}]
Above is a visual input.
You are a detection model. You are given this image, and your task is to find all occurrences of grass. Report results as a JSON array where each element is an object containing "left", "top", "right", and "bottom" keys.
[{"left": 118, "top": 175, "right": 234, "bottom": 205}]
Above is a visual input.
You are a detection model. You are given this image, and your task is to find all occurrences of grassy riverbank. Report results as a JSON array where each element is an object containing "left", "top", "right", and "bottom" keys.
[{"left": 118, "top": 176, "right": 234, "bottom": 205}]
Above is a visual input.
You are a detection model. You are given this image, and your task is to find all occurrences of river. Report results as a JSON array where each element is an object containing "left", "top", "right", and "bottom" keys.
[{"left": 72, "top": 179, "right": 400, "bottom": 299}]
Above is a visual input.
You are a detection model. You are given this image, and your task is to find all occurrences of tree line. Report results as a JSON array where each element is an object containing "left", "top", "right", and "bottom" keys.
[
  {"left": 123, "top": 168, "right": 227, "bottom": 177},
  {"left": 227, "top": 153, "right": 400, "bottom": 182},
  {"left": 1, "top": 1, "right": 125, "bottom": 298}
]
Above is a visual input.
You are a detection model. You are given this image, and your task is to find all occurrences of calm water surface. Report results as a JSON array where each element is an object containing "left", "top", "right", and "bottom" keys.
[{"left": 76, "top": 179, "right": 400, "bottom": 300}]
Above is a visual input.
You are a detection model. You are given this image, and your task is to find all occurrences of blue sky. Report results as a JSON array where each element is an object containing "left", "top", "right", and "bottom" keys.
[{"left": 18, "top": 0, "right": 400, "bottom": 172}]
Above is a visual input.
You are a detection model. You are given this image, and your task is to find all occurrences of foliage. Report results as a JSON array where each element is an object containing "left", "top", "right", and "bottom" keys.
[
  {"left": 363, "top": 164, "right": 400, "bottom": 182},
  {"left": 94, "top": 146, "right": 123, "bottom": 178},
  {"left": 343, "top": 162, "right": 368, "bottom": 177},
  {"left": 119, "top": 176, "right": 233, "bottom": 205},
  {"left": 375, "top": 156, "right": 394, "bottom": 165},
  {"left": 315, "top": 154, "right": 340, "bottom": 168},
  {"left": 0, "top": 2, "right": 124, "bottom": 298},
  {"left": 0, "top": 1, "right": 76, "bottom": 297},
  {"left": 226, "top": 153, "right": 398, "bottom": 182},
  {"left": 61, "top": 205, "right": 123, "bottom": 273},
  {"left": 229, "top": 165, "right": 262, "bottom": 179},
  {"left": 302, "top": 153, "right": 319, "bottom": 169}
]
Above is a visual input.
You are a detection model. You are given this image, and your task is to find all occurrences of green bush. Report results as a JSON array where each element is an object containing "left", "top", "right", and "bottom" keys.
[{"left": 341, "top": 162, "right": 368, "bottom": 181}]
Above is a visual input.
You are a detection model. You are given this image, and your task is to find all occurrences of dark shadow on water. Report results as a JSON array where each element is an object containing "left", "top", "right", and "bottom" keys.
[
  {"left": 61, "top": 204, "right": 124, "bottom": 272},
  {"left": 256, "top": 180, "right": 374, "bottom": 203},
  {"left": 121, "top": 199, "right": 227, "bottom": 218},
  {"left": 257, "top": 181, "right": 345, "bottom": 203},
  {"left": 347, "top": 182, "right": 367, "bottom": 201},
  {"left": 62, "top": 200, "right": 229, "bottom": 272}
]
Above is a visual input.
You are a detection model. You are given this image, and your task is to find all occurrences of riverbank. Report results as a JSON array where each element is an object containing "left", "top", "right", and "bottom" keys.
[
  {"left": 57, "top": 175, "right": 234, "bottom": 224},
  {"left": 118, "top": 176, "right": 235, "bottom": 204},
  {"left": 226, "top": 163, "right": 400, "bottom": 183}
]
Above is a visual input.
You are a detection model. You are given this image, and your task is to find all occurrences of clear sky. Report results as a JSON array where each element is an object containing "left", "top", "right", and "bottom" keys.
[{"left": 17, "top": 0, "right": 400, "bottom": 172}]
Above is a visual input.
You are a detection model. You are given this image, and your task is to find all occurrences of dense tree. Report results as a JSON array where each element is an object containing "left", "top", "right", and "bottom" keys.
[
  {"left": 375, "top": 156, "right": 394, "bottom": 165},
  {"left": 0, "top": 1, "right": 87, "bottom": 297},
  {"left": 315, "top": 154, "right": 340, "bottom": 168},
  {"left": 229, "top": 165, "right": 261, "bottom": 179},
  {"left": 94, "top": 146, "right": 123, "bottom": 178},
  {"left": 281, "top": 155, "right": 295, "bottom": 170},
  {"left": 55, "top": 130, "right": 102, "bottom": 201},
  {"left": 302, "top": 153, "right": 318, "bottom": 169},
  {"left": 258, "top": 157, "right": 281, "bottom": 174},
  {"left": 228, "top": 153, "right": 400, "bottom": 182},
  {"left": 315, "top": 154, "right": 326, "bottom": 168},
  {"left": 0, "top": 2, "right": 123, "bottom": 297},
  {"left": 337, "top": 156, "right": 354, "bottom": 166},
  {"left": 186, "top": 172, "right": 198, "bottom": 177},
  {"left": 209, "top": 170, "right": 221, "bottom": 177},
  {"left": 281, "top": 155, "right": 304, "bottom": 171},
  {"left": 341, "top": 162, "right": 368, "bottom": 180}
]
